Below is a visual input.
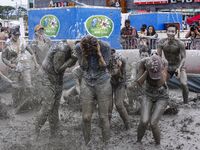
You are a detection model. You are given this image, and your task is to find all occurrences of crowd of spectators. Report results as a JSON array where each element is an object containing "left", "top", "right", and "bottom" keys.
[{"left": 120, "top": 19, "right": 200, "bottom": 50}]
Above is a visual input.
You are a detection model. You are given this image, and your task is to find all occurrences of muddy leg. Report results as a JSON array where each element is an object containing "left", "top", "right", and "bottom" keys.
[
  {"left": 96, "top": 79, "right": 112, "bottom": 143},
  {"left": 108, "top": 87, "right": 114, "bottom": 124},
  {"left": 137, "top": 96, "right": 152, "bottom": 143},
  {"left": 180, "top": 69, "right": 189, "bottom": 104},
  {"left": 150, "top": 100, "right": 168, "bottom": 145},
  {"left": 35, "top": 87, "right": 55, "bottom": 138},
  {"left": 80, "top": 80, "right": 95, "bottom": 145},
  {"left": 49, "top": 87, "right": 62, "bottom": 137},
  {"left": 115, "top": 85, "right": 130, "bottom": 130}
]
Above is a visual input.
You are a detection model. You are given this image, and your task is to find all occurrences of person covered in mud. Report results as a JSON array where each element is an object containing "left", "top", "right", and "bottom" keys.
[
  {"left": 128, "top": 45, "right": 150, "bottom": 114},
  {"left": 35, "top": 41, "right": 77, "bottom": 139},
  {"left": 1, "top": 27, "right": 38, "bottom": 110},
  {"left": 0, "top": 27, "right": 10, "bottom": 51},
  {"left": 108, "top": 49, "right": 130, "bottom": 130},
  {"left": 30, "top": 24, "right": 52, "bottom": 66},
  {"left": 74, "top": 35, "right": 112, "bottom": 145},
  {"left": 157, "top": 24, "right": 189, "bottom": 104},
  {"left": 135, "top": 53, "right": 169, "bottom": 145}
]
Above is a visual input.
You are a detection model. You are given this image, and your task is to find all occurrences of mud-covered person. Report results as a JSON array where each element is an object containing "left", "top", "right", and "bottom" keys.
[
  {"left": 108, "top": 49, "right": 130, "bottom": 130},
  {"left": 34, "top": 41, "right": 77, "bottom": 140},
  {"left": 127, "top": 45, "right": 150, "bottom": 114},
  {"left": 157, "top": 24, "right": 189, "bottom": 104},
  {"left": 135, "top": 53, "right": 169, "bottom": 145},
  {"left": 74, "top": 35, "right": 112, "bottom": 145},
  {"left": 30, "top": 24, "right": 52, "bottom": 66},
  {"left": 1, "top": 27, "right": 38, "bottom": 110}
]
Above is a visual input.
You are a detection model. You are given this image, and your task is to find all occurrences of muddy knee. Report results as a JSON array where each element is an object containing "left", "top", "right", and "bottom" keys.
[{"left": 82, "top": 114, "right": 92, "bottom": 123}]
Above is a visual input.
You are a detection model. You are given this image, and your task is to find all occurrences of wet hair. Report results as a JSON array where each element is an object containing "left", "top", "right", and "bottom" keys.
[
  {"left": 125, "top": 19, "right": 130, "bottom": 24},
  {"left": 167, "top": 24, "right": 178, "bottom": 32},
  {"left": 139, "top": 45, "right": 150, "bottom": 55},
  {"left": 147, "top": 25, "right": 156, "bottom": 36},
  {"left": 80, "top": 35, "right": 105, "bottom": 68},
  {"left": 111, "top": 48, "right": 116, "bottom": 54},
  {"left": 80, "top": 35, "right": 98, "bottom": 55}
]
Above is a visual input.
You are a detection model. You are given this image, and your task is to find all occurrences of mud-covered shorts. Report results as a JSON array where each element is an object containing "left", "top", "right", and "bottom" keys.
[{"left": 145, "top": 84, "right": 169, "bottom": 102}]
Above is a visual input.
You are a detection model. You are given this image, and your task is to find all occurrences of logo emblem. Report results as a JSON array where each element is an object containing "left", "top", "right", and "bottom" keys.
[
  {"left": 85, "top": 15, "right": 114, "bottom": 38},
  {"left": 40, "top": 15, "right": 60, "bottom": 37}
]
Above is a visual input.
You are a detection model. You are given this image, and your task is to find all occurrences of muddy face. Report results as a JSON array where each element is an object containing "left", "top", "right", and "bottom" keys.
[
  {"left": 140, "top": 52, "right": 149, "bottom": 59},
  {"left": 167, "top": 27, "right": 177, "bottom": 41}
]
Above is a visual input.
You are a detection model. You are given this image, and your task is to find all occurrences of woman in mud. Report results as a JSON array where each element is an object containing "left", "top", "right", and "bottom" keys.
[
  {"left": 134, "top": 53, "right": 169, "bottom": 145},
  {"left": 74, "top": 35, "right": 112, "bottom": 145},
  {"left": 1, "top": 27, "right": 38, "bottom": 111}
]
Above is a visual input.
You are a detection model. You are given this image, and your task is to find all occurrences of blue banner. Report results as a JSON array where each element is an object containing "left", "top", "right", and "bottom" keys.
[{"left": 28, "top": 7, "right": 121, "bottom": 49}]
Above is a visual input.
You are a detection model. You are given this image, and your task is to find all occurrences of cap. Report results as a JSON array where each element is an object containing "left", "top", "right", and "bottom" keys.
[
  {"left": 146, "top": 55, "right": 163, "bottom": 80},
  {"left": 34, "top": 24, "right": 44, "bottom": 32}
]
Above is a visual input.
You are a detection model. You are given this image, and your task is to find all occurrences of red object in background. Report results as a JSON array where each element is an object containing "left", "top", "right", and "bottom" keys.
[{"left": 186, "top": 14, "right": 200, "bottom": 25}]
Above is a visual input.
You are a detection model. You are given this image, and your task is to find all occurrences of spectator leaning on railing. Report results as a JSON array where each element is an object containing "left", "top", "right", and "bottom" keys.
[
  {"left": 120, "top": 19, "right": 138, "bottom": 49},
  {"left": 185, "top": 25, "right": 200, "bottom": 50}
]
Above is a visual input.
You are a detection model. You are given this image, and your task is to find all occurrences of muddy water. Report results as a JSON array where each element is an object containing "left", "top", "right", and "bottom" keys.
[{"left": 0, "top": 90, "right": 200, "bottom": 150}]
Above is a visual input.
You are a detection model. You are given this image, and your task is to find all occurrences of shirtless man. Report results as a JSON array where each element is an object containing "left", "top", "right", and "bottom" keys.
[
  {"left": 135, "top": 53, "right": 169, "bottom": 145},
  {"left": 157, "top": 24, "right": 189, "bottom": 104}
]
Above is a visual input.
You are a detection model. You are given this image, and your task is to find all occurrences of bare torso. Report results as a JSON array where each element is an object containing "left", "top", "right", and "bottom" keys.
[{"left": 159, "top": 38, "right": 184, "bottom": 71}]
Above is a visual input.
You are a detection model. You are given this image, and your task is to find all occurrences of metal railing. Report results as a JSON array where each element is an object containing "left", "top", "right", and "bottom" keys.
[
  {"left": 120, "top": 37, "right": 199, "bottom": 50},
  {"left": 1, "top": 38, "right": 199, "bottom": 51}
]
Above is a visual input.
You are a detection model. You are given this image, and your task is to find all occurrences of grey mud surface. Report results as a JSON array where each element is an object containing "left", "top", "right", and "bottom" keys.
[{"left": 0, "top": 89, "right": 200, "bottom": 150}]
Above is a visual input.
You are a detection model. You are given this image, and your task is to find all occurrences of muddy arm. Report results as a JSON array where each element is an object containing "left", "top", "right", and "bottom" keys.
[
  {"left": 1, "top": 47, "right": 15, "bottom": 68},
  {"left": 178, "top": 42, "right": 186, "bottom": 70},
  {"left": 25, "top": 45, "right": 39, "bottom": 68}
]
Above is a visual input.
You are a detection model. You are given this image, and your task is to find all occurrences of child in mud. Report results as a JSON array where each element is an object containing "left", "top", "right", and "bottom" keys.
[
  {"left": 134, "top": 53, "right": 169, "bottom": 145},
  {"left": 108, "top": 49, "right": 130, "bottom": 130}
]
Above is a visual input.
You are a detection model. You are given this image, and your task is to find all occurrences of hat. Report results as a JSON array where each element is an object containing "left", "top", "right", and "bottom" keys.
[
  {"left": 146, "top": 55, "right": 163, "bottom": 80},
  {"left": 34, "top": 24, "right": 44, "bottom": 32}
]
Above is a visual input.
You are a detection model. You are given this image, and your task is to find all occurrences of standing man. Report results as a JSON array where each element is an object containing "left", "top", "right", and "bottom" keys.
[
  {"left": 35, "top": 41, "right": 77, "bottom": 139},
  {"left": 135, "top": 53, "right": 169, "bottom": 145},
  {"left": 74, "top": 35, "right": 112, "bottom": 145},
  {"left": 108, "top": 49, "right": 130, "bottom": 130},
  {"left": 120, "top": 19, "right": 138, "bottom": 49},
  {"left": 157, "top": 24, "right": 189, "bottom": 104}
]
